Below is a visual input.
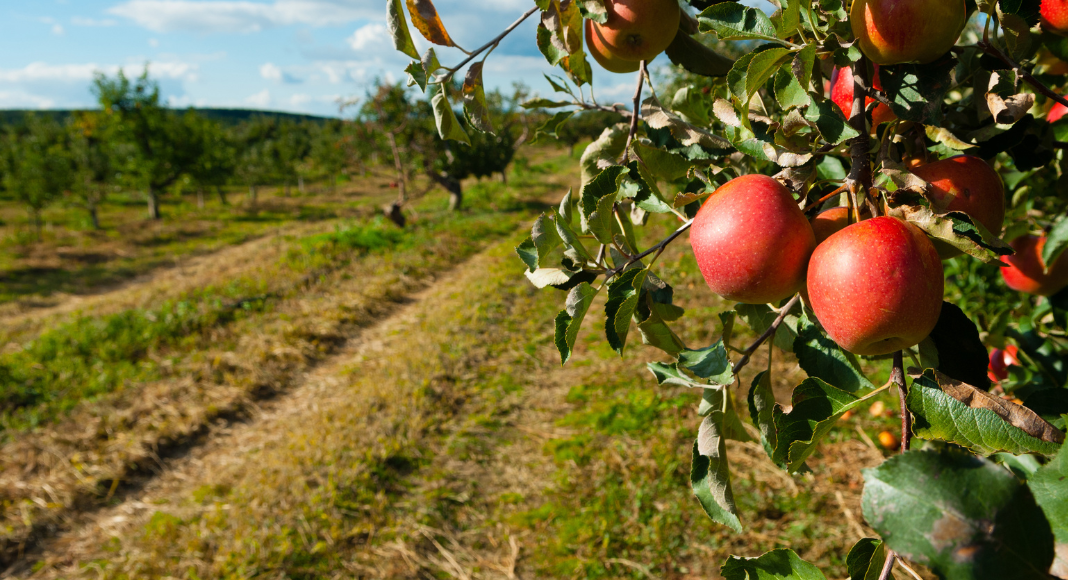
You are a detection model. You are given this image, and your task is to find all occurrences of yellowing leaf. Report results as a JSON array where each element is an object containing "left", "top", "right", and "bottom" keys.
[{"left": 406, "top": 0, "right": 457, "bottom": 47}]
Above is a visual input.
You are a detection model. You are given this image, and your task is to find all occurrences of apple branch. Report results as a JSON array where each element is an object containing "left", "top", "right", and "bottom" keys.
[
  {"left": 621, "top": 60, "right": 648, "bottom": 164},
  {"left": 732, "top": 294, "right": 802, "bottom": 376},
  {"left": 846, "top": 58, "right": 875, "bottom": 221},
  {"left": 878, "top": 550, "right": 898, "bottom": 580},
  {"left": 891, "top": 350, "right": 911, "bottom": 452},
  {"left": 603, "top": 218, "right": 693, "bottom": 279},
  {"left": 443, "top": 6, "right": 539, "bottom": 81},
  {"left": 977, "top": 40, "right": 1068, "bottom": 110}
]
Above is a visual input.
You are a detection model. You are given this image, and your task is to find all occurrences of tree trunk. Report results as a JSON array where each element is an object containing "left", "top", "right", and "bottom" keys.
[
  {"left": 147, "top": 186, "right": 161, "bottom": 220},
  {"left": 217, "top": 186, "right": 228, "bottom": 205},
  {"left": 500, "top": 170, "right": 508, "bottom": 184},
  {"left": 197, "top": 189, "right": 204, "bottom": 209},
  {"left": 33, "top": 211, "right": 43, "bottom": 242},
  {"left": 248, "top": 185, "right": 257, "bottom": 206},
  {"left": 88, "top": 198, "right": 100, "bottom": 230},
  {"left": 384, "top": 201, "right": 406, "bottom": 227},
  {"left": 298, "top": 175, "right": 305, "bottom": 195},
  {"left": 448, "top": 187, "right": 462, "bottom": 211}
]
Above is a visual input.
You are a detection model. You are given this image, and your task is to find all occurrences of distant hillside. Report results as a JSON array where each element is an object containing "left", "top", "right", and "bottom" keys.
[{"left": 0, "top": 108, "right": 335, "bottom": 127}]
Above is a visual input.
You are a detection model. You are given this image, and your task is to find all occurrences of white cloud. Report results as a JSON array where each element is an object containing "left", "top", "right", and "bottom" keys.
[
  {"left": 289, "top": 93, "right": 311, "bottom": 106},
  {"left": 245, "top": 88, "right": 271, "bottom": 108},
  {"left": 0, "top": 61, "right": 199, "bottom": 83},
  {"left": 347, "top": 23, "right": 387, "bottom": 52},
  {"left": 71, "top": 17, "right": 119, "bottom": 27},
  {"left": 109, "top": 0, "right": 378, "bottom": 33},
  {"left": 260, "top": 62, "right": 282, "bottom": 81},
  {"left": 0, "top": 91, "right": 57, "bottom": 110},
  {"left": 52, "top": 24, "right": 65, "bottom": 35}
]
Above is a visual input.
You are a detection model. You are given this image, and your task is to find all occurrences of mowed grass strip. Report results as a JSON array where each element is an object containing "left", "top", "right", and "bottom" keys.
[
  {"left": 0, "top": 155, "right": 571, "bottom": 570},
  {"left": 27, "top": 214, "right": 889, "bottom": 579}
]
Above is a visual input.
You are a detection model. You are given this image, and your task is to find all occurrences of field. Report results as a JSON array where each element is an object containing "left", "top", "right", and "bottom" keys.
[{"left": 0, "top": 147, "right": 911, "bottom": 579}]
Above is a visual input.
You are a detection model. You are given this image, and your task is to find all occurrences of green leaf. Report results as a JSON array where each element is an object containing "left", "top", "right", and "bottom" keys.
[
  {"left": 521, "top": 98, "right": 572, "bottom": 109},
  {"left": 1042, "top": 216, "right": 1068, "bottom": 272},
  {"left": 649, "top": 362, "right": 703, "bottom": 389},
  {"left": 772, "top": 378, "right": 866, "bottom": 472},
  {"left": 516, "top": 238, "right": 538, "bottom": 272},
  {"left": 579, "top": 165, "right": 628, "bottom": 243},
  {"left": 461, "top": 62, "right": 493, "bottom": 134},
  {"left": 699, "top": 2, "right": 780, "bottom": 43},
  {"left": 846, "top": 538, "right": 893, "bottom": 580},
  {"left": 405, "top": 60, "right": 428, "bottom": 92},
  {"left": 554, "top": 282, "right": 598, "bottom": 364},
  {"left": 1029, "top": 443, "right": 1068, "bottom": 576},
  {"left": 531, "top": 110, "right": 575, "bottom": 145},
  {"left": 576, "top": 0, "right": 607, "bottom": 23},
  {"left": 862, "top": 449, "right": 1055, "bottom": 580},
  {"left": 908, "top": 369, "right": 1064, "bottom": 456},
  {"left": 387, "top": 0, "right": 420, "bottom": 59},
  {"left": 580, "top": 123, "right": 629, "bottom": 186},
  {"left": 721, "top": 549, "right": 827, "bottom": 580},
  {"left": 691, "top": 417, "right": 743, "bottom": 532},
  {"left": 605, "top": 268, "right": 646, "bottom": 355},
  {"left": 745, "top": 47, "right": 791, "bottom": 104},
  {"left": 878, "top": 60, "right": 955, "bottom": 125},
  {"left": 774, "top": 63, "right": 810, "bottom": 110},
  {"left": 637, "top": 312, "right": 686, "bottom": 355},
  {"left": 515, "top": 213, "right": 564, "bottom": 272},
  {"left": 632, "top": 141, "right": 692, "bottom": 182},
  {"left": 776, "top": 0, "right": 803, "bottom": 37},
  {"left": 805, "top": 99, "right": 859, "bottom": 146},
  {"left": 792, "top": 311, "right": 874, "bottom": 393},
  {"left": 736, "top": 303, "right": 799, "bottom": 352},
  {"left": 679, "top": 341, "right": 735, "bottom": 386},
  {"left": 748, "top": 370, "right": 778, "bottom": 460},
  {"left": 429, "top": 83, "right": 470, "bottom": 144}
]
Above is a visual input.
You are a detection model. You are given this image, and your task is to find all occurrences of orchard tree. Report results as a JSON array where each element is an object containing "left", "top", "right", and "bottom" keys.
[
  {"left": 67, "top": 111, "right": 112, "bottom": 229},
  {"left": 185, "top": 114, "right": 235, "bottom": 206},
  {"left": 0, "top": 115, "right": 72, "bottom": 240},
  {"left": 390, "top": 0, "right": 1068, "bottom": 578}
]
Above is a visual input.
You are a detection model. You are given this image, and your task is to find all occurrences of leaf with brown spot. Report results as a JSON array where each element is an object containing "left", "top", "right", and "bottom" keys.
[
  {"left": 461, "top": 62, "right": 493, "bottom": 134},
  {"left": 908, "top": 368, "right": 1064, "bottom": 456},
  {"left": 405, "top": 0, "right": 457, "bottom": 48}
]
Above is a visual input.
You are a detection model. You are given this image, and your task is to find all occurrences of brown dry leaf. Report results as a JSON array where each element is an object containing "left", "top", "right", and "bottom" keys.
[
  {"left": 406, "top": 0, "right": 456, "bottom": 48},
  {"left": 986, "top": 91, "right": 1035, "bottom": 125},
  {"left": 928, "top": 369, "right": 1065, "bottom": 444}
]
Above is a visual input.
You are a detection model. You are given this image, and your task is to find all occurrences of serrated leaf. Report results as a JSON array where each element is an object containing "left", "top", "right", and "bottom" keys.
[
  {"left": 679, "top": 341, "right": 735, "bottom": 386},
  {"left": 580, "top": 122, "right": 629, "bottom": 186},
  {"left": 632, "top": 140, "right": 693, "bottom": 182},
  {"left": 774, "top": 63, "right": 810, "bottom": 110},
  {"left": 580, "top": 164, "right": 628, "bottom": 243},
  {"left": 776, "top": 0, "right": 803, "bottom": 37},
  {"left": 405, "top": 60, "right": 428, "bottom": 92},
  {"left": 1029, "top": 443, "right": 1068, "bottom": 577},
  {"left": 665, "top": 31, "right": 735, "bottom": 78},
  {"left": 699, "top": 2, "right": 780, "bottom": 43},
  {"left": 605, "top": 268, "right": 646, "bottom": 354},
  {"left": 879, "top": 60, "right": 955, "bottom": 125},
  {"left": 691, "top": 416, "right": 743, "bottom": 532},
  {"left": 862, "top": 449, "right": 1055, "bottom": 580},
  {"left": 1042, "top": 217, "right": 1068, "bottom": 271},
  {"left": 748, "top": 369, "right": 778, "bottom": 460},
  {"left": 890, "top": 205, "right": 1012, "bottom": 264},
  {"left": 805, "top": 99, "right": 859, "bottom": 145},
  {"left": 908, "top": 369, "right": 1064, "bottom": 455},
  {"left": 793, "top": 311, "right": 875, "bottom": 393},
  {"left": 429, "top": 83, "right": 469, "bottom": 144},
  {"left": 525, "top": 267, "right": 575, "bottom": 288},
  {"left": 637, "top": 313, "right": 685, "bottom": 355},
  {"left": 772, "top": 378, "right": 867, "bottom": 472},
  {"left": 846, "top": 538, "right": 894, "bottom": 580},
  {"left": 461, "top": 62, "right": 493, "bottom": 133},
  {"left": 648, "top": 362, "right": 703, "bottom": 389},
  {"left": 516, "top": 238, "right": 538, "bottom": 272},
  {"left": 721, "top": 549, "right": 827, "bottom": 580},
  {"left": 405, "top": 0, "right": 457, "bottom": 47},
  {"left": 531, "top": 110, "right": 575, "bottom": 145},
  {"left": 388, "top": 0, "right": 420, "bottom": 59},
  {"left": 744, "top": 47, "right": 791, "bottom": 104},
  {"left": 554, "top": 282, "right": 597, "bottom": 364},
  {"left": 642, "top": 96, "right": 733, "bottom": 150}
]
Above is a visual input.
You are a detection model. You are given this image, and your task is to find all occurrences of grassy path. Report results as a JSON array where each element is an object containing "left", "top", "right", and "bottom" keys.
[{"left": 15, "top": 221, "right": 899, "bottom": 579}]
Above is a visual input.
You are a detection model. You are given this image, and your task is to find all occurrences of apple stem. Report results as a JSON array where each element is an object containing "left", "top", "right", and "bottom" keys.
[
  {"left": 877, "top": 550, "right": 897, "bottom": 580},
  {"left": 978, "top": 41, "right": 1068, "bottom": 110},
  {"left": 602, "top": 218, "right": 693, "bottom": 279},
  {"left": 621, "top": 61, "right": 648, "bottom": 164},
  {"left": 733, "top": 294, "right": 801, "bottom": 377},
  {"left": 891, "top": 350, "right": 911, "bottom": 452}
]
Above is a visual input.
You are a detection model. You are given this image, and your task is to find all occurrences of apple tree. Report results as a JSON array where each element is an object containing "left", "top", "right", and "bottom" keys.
[{"left": 389, "top": 0, "right": 1068, "bottom": 577}]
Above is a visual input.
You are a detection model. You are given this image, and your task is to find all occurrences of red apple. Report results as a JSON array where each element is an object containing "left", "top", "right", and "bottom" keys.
[
  {"left": 911, "top": 155, "right": 1005, "bottom": 251},
  {"left": 807, "top": 216, "right": 944, "bottom": 355},
  {"left": 690, "top": 175, "right": 816, "bottom": 304},
  {"left": 987, "top": 345, "right": 1020, "bottom": 381},
  {"left": 593, "top": 0, "right": 680, "bottom": 62},
  {"left": 1043, "top": 0, "right": 1068, "bottom": 35},
  {"left": 1049, "top": 101, "right": 1068, "bottom": 123},
  {"left": 1000, "top": 235, "right": 1068, "bottom": 296},
  {"left": 585, "top": 19, "right": 639, "bottom": 73},
  {"left": 830, "top": 65, "right": 896, "bottom": 129},
  {"left": 850, "top": 0, "right": 966, "bottom": 65},
  {"left": 810, "top": 207, "right": 851, "bottom": 245}
]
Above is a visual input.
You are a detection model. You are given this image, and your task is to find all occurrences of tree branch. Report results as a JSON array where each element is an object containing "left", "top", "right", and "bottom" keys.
[
  {"left": 621, "top": 60, "right": 647, "bottom": 163},
  {"left": 444, "top": 6, "right": 539, "bottom": 81},
  {"left": 892, "top": 350, "right": 911, "bottom": 452},
  {"left": 846, "top": 58, "right": 875, "bottom": 221},
  {"left": 733, "top": 294, "right": 802, "bottom": 376},
  {"left": 603, "top": 219, "right": 693, "bottom": 279},
  {"left": 878, "top": 550, "right": 898, "bottom": 580},
  {"left": 977, "top": 40, "right": 1068, "bottom": 110}
]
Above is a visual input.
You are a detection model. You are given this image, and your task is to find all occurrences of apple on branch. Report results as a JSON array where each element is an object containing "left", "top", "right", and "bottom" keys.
[
  {"left": 830, "top": 65, "right": 895, "bottom": 130},
  {"left": 910, "top": 155, "right": 1006, "bottom": 259},
  {"left": 850, "top": 0, "right": 966, "bottom": 65},
  {"left": 690, "top": 175, "right": 816, "bottom": 305},
  {"left": 1000, "top": 235, "right": 1068, "bottom": 296},
  {"left": 589, "top": 0, "right": 679, "bottom": 64}
]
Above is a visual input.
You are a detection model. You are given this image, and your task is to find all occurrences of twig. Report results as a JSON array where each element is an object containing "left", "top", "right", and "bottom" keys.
[
  {"left": 604, "top": 219, "right": 693, "bottom": 279},
  {"left": 443, "top": 6, "right": 539, "bottom": 81},
  {"left": 891, "top": 351, "right": 911, "bottom": 452},
  {"left": 733, "top": 294, "right": 801, "bottom": 376},
  {"left": 803, "top": 184, "right": 848, "bottom": 212},
  {"left": 621, "top": 60, "right": 647, "bottom": 164},
  {"left": 846, "top": 58, "right": 874, "bottom": 220},
  {"left": 878, "top": 550, "right": 897, "bottom": 580},
  {"left": 977, "top": 40, "right": 1068, "bottom": 110},
  {"left": 576, "top": 101, "right": 633, "bottom": 117},
  {"left": 896, "top": 558, "right": 926, "bottom": 580}
]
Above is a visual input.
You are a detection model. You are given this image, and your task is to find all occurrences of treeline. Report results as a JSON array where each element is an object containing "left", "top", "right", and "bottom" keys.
[{"left": 0, "top": 70, "right": 622, "bottom": 238}]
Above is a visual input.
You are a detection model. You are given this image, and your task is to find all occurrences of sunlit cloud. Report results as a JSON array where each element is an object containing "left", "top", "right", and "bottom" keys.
[{"left": 109, "top": 0, "right": 379, "bottom": 33}]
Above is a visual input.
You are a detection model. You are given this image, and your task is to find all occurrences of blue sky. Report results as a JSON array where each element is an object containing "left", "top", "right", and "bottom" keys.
[{"left": 0, "top": 0, "right": 768, "bottom": 117}]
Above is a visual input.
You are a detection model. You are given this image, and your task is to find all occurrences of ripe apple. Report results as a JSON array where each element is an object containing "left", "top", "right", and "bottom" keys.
[
  {"left": 911, "top": 155, "right": 1005, "bottom": 258},
  {"left": 1042, "top": 0, "right": 1068, "bottom": 35},
  {"left": 810, "top": 207, "right": 851, "bottom": 245},
  {"left": 690, "top": 175, "right": 816, "bottom": 304},
  {"left": 1000, "top": 235, "right": 1068, "bottom": 296},
  {"left": 593, "top": 0, "right": 680, "bottom": 62},
  {"left": 807, "top": 216, "right": 944, "bottom": 355},
  {"left": 878, "top": 430, "right": 900, "bottom": 450},
  {"left": 987, "top": 345, "right": 1019, "bottom": 381},
  {"left": 1049, "top": 101, "right": 1068, "bottom": 123},
  {"left": 585, "top": 20, "right": 639, "bottom": 73},
  {"left": 830, "top": 65, "right": 896, "bottom": 129},
  {"left": 850, "top": 0, "right": 966, "bottom": 65}
]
